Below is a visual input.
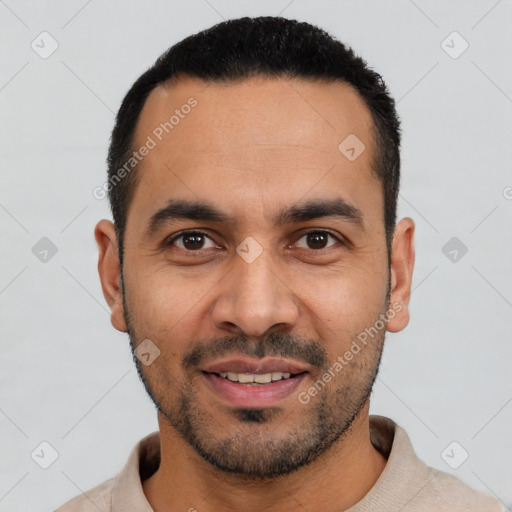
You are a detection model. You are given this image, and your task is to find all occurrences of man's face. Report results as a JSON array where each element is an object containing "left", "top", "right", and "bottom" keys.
[{"left": 112, "top": 76, "right": 401, "bottom": 477}]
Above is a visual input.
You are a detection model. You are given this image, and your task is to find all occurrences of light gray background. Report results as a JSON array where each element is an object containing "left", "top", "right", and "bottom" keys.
[{"left": 1, "top": 1, "right": 511, "bottom": 510}]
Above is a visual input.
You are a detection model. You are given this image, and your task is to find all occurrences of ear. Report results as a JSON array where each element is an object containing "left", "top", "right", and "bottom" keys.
[
  {"left": 94, "top": 219, "right": 127, "bottom": 332},
  {"left": 386, "top": 217, "right": 415, "bottom": 333}
]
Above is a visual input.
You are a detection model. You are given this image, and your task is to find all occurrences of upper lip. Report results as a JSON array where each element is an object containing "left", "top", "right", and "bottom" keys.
[{"left": 201, "top": 357, "right": 309, "bottom": 375}]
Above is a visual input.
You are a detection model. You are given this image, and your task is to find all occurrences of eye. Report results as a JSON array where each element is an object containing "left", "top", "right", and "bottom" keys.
[
  {"left": 167, "top": 231, "right": 218, "bottom": 251},
  {"left": 294, "top": 230, "right": 341, "bottom": 250}
]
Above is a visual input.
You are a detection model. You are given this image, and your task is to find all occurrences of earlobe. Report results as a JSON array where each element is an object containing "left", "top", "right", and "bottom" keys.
[
  {"left": 94, "top": 219, "right": 128, "bottom": 333},
  {"left": 386, "top": 217, "right": 415, "bottom": 333}
]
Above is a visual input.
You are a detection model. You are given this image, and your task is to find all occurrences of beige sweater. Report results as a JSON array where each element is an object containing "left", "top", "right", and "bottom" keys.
[{"left": 56, "top": 415, "right": 504, "bottom": 511}]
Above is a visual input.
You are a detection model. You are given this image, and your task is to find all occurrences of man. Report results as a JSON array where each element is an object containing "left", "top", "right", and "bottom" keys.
[{"left": 57, "top": 16, "right": 503, "bottom": 511}]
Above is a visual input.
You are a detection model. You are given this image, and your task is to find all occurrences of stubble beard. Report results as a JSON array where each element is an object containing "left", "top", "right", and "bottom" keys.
[{"left": 121, "top": 273, "right": 387, "bottom": 479}]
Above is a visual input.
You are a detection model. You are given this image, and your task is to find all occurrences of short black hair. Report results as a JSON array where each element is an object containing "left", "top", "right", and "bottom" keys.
[{"left": 107, "top": 16, "right": 401, "bottom": 266}]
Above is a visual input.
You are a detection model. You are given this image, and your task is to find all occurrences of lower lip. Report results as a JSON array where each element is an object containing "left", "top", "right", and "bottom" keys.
[{"left": 202, "top": 372, "right": 307, "bottom": 408}]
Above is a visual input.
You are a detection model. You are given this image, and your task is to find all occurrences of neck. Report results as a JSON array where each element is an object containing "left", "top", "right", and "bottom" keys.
[{"left": 143, "top": 402, "right": 386, "bottom": 512}]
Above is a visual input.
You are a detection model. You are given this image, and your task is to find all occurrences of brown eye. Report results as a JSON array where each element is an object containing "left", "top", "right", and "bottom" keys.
[
  {"left": 307, "top": 232, "right": 328, "bottom": 249},
  {"left": 169, "top": 231, "right": 216, "bottom": 251},
  {"left": 295, "top": 231, "right": 339, "bottom": 250},
  {"left": 182, "top": 233, "right": 205, "bottom": 250}
]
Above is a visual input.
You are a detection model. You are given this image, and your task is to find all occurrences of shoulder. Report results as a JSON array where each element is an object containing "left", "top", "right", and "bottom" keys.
[
  {"left": 366, "top": 416, "right": 504, "bottom": 511},
  {"left": 415, "top": 467, "right": 505, "bottom": 511},
  {"left": 55, "top": 477, "right": 115, "bottom": 512}
]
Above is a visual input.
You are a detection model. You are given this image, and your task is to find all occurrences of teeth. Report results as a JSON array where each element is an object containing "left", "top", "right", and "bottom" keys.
[
  {"left": 238, "top": 373, "right": 254, "bottom": 383},
  {"left": 218, "top": 371, "right": 293, "bottom": 383},
  {"left": 254, "top": 373, "right": 272, "bottom": 383}
]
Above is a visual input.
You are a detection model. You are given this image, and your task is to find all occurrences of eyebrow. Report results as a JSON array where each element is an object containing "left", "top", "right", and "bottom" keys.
[{"left": 145, "top": 197, "right": 365, "bottom": 237}]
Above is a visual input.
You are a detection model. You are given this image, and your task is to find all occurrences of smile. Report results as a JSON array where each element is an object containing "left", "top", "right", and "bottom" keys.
[
  {"left": 202, "top": 371, "right": 307, "bottom": 408},
  {"left": 217, "top": 371, "right": 293, "bottom": 384}
]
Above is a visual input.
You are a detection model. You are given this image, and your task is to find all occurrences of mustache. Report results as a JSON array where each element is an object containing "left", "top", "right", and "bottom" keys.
[{"left": 182, "top": 332, "right": 328, "bottom": 370}]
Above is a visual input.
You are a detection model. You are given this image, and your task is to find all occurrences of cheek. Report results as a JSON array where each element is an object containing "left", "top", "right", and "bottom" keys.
[
  {"left": 125, "top": 268, "right": 214, "bottom": 344},
  {"left": 298, "top": 263, "right": 388, "bottom": 342},
  {"left": 129, "top": 265, "right": 187, "bottom": 311}
]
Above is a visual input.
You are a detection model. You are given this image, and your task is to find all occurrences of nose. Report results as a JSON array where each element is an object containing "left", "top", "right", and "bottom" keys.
[{"left": 210, "top": 250, "right": 299, "bottom": 338}]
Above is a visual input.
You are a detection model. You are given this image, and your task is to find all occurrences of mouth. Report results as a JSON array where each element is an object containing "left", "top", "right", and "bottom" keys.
[
  {"left": 213, "top": 370, "right": 297, "bottom": 384},
  {"left": 200, "top": 357, "right": 309, "bottom": 408}
]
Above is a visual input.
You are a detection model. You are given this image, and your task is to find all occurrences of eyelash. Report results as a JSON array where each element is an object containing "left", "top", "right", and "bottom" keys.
[{"left": 166, "top": 229, "right": 345, "bottom": 252}]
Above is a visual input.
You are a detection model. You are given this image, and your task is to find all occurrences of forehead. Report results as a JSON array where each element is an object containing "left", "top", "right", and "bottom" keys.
[
  {"left": 128, "top": 75, "right": 381, "bottom": 234},
  {"left": 134, "top": 75, "right": 375, "bottom": 155}
]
